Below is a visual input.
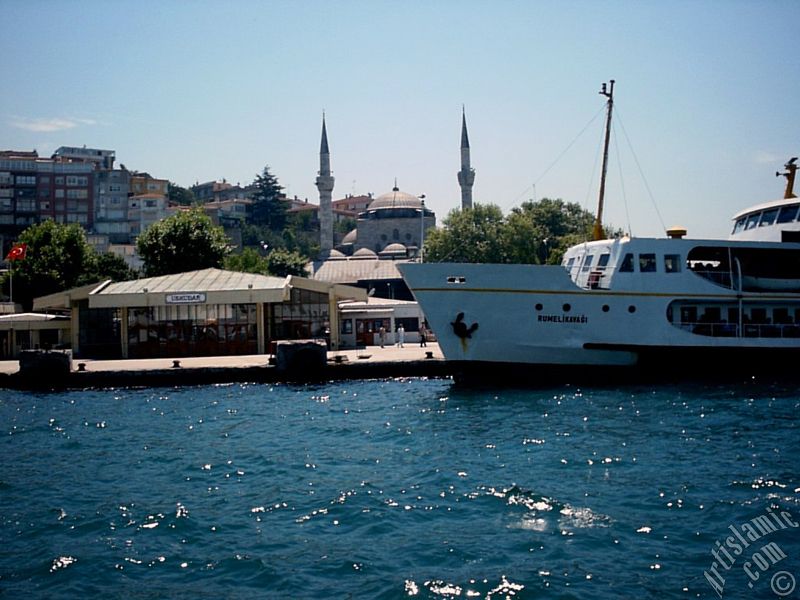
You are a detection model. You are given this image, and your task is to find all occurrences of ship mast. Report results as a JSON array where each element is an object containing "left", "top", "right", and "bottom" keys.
[
  {"left": 593, "top": 79, "right": 615, "bottom": 241},
  {"left": 777, "top": 157, "right": 798, "bottom": 199}
]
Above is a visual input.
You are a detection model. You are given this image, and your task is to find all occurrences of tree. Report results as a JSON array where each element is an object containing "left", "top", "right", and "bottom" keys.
[
  {"left": 423, "top": 204, "right": 507, "bottom": 263},
  {"left": 265, "top": 248, "right": 308, "bottom": 277},
  {"left": 423, "top": 199, "right": 614, "bottom": 265},
  {"left": 168, "top": 183, "right": 196, "bottom": 206},
  {"left": 2, "top": 221, "right": 93, "bottom": 311},
  {"left": 224, "top": 247, "right": 269, "bottom": 275},
  {"left": 81, "top": 252, "right": 137, "bottom": 284},
  {"left": 503, "top": 198, "right": 598, "bottom": 265},
  {"left": 136, "top": 207, "right": 231, "bottom": 276},
  {"left": 249, "top": 165, "right": 287, "bottom": 230}
]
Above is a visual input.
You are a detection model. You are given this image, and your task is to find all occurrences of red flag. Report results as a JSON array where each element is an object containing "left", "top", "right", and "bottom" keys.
[{"left": 5, "top": 243, "right": 27, "bottom": 262}]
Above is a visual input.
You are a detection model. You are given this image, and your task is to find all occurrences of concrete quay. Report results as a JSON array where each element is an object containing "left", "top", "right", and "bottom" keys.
[{"left": 0, "top": 343, "right": 452, "bottom": 389}]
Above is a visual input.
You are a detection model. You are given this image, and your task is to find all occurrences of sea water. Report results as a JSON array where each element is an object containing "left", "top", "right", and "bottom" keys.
[{"left": 0, "top": 378, "right": 798, "bottom": 599}]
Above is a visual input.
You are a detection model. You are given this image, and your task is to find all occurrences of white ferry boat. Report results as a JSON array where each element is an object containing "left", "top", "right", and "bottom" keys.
[{"left": 399, "top": 89, "right": 800, "bottom": 382}]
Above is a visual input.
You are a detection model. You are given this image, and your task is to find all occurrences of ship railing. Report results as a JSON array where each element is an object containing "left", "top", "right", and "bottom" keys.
[{"left": 675, "top": 321, "right": 800, "bottom": 338}]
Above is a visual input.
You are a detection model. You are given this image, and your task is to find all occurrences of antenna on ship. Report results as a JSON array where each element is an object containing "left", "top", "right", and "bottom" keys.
[
  {"left": 593, "top": 79, "right": 615, "bottom": 241},
  {"left": 776, "top": 157, "right": 798, "bottom": 199}
]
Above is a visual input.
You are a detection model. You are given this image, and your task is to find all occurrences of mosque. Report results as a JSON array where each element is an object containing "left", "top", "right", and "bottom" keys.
[{"left": 312, "top": 109, "right": 474, "bottom": 262}]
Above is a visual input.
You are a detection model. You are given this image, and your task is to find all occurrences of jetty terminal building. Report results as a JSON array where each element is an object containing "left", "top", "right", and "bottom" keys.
[{"left": 32, "top": 268, "right": 368, "bottom": 359}]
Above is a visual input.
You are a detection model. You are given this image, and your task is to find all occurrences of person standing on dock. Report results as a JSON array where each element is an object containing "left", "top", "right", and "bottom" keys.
[
  {"left": 397, "top": 324, "right": 405, "bottom": 348},
  {"left": 419, "top": 324, "right": 428, "bottom": 347},
  {"left": 379, "top": 325, "right": 386, "bottom": 348}
]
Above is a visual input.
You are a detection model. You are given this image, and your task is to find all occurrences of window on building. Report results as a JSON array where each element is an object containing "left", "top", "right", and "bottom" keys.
[
  {"left": 393, "top": 229, "right": 400, "bottom": 240},
  {"left": 394, "top": 317, "right": 419, "bottom": 332}
]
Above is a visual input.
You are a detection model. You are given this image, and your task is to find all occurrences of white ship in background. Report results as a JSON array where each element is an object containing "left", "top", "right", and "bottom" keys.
[{"left": 399, "top": 83, "right": 800, "bottom": 382}]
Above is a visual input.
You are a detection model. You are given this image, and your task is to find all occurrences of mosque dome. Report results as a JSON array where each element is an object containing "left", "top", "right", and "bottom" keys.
[
  {"left": 379, "top": 243, "right": 408, "bottom": 258},
  {"left": 327, "top": 249, "right": 346, "bottom": 259},
  {"left": 341, "top": 229, "right": 358, "bottom": 245},
  {"left": 352, "top": 248, "right": 378, "bottom": 259},
  {"left": 367, "top": 187, "right": 424, "bottom": 211}
]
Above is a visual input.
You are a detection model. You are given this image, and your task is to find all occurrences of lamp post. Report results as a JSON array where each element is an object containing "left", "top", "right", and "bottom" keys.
[{"left": 418, "top": 194, "right": 426, "bottom": 262}]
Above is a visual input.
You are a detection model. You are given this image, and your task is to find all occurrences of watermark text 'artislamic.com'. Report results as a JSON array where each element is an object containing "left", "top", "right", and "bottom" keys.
[{"left": 705, "top": 507, "right": 797, "bottom": 598}]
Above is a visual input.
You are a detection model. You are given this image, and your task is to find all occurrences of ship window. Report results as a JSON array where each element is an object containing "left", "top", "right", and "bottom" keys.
[
  {"left": 565, "top": 257, "right": 575, "bottom": 271},
  {"left": 759, "top": 208, "right": 779, "bottom": 226},
  {"left": 732, "top": 217, "right": 746, "bottom": 235},
  {"left": 664, "top": 254, "right": 681, "bottom": 273},
  {"left": 581, "top": 254, "right": 595, "bottom": 272},
  {"left": 774, "top": 308, "right": 791, "bottom": 324},
  {"left": 777, "top": 204, "right": 799, "bottom": 223},
  {"left": 639, "top": 253, "right": 657, "bottom": 272},
  {"left": 597, "top": 254, "right": 610, "bottom": 270},
  {"left": 619, "top": 253, "right": 634, "bottom": 272},
  {"left": 745, "top": 213, "right": 760, "bottom": 230}
]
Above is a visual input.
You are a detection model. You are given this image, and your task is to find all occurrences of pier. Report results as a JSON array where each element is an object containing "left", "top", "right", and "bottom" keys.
[{"left": 0, "top": 343, "right": 451, "bottom": 389}]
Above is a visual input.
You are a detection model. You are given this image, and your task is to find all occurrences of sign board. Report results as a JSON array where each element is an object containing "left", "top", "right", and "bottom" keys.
[{"left": 165, "top": 292, "right": 207, "bottom": 305}]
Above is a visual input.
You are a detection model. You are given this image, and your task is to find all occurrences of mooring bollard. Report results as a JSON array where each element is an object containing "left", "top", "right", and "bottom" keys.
[
  {"left": 77, "top": 362, "right": 87, "bottom": 372},
  {"left": 425, "top": 351, "right": 434, "bottom": 359},
  {"left": 172, "top": 360, "right": 181, "bottom": 368}
]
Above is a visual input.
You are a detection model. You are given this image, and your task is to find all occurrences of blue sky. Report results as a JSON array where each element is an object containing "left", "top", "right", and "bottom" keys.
[{"left": 2, "top": 0, "right": 798, "bottom": 238}]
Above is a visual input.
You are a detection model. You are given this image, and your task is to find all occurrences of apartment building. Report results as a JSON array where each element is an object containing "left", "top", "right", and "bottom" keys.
[{"left": 0, "top": 151, "right": 94, "bottom": 251}]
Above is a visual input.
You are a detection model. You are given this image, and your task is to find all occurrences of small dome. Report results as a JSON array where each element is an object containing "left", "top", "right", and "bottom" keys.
[
  {"left": 367, "top": 187, "right": 423, "bottom": 211},
  {"left": 380, "top": 243, "right": 407, "bottom": 254},
  {"left": 341, "top": 229, "right": 357, "bottom": 245},
  {"left": 327, "top": 249, "right": 346, "bottom": 259},
  {"left": 352, "top": 248, "right": 378, "bottom": 259}
]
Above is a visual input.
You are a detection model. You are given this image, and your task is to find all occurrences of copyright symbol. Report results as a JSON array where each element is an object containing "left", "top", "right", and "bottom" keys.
[{"left": 771, "top": 571, "right": 796, "bottom": 597}]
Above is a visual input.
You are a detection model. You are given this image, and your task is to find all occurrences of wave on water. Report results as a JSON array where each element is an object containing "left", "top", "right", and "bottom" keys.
[{"left": 483, "top": 484, "right": 611, "bottom": 532}]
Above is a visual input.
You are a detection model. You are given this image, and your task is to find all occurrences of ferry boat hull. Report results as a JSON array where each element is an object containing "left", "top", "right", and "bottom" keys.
[{"left": 398, "top": 260, "right": 800, "bottom": 383}]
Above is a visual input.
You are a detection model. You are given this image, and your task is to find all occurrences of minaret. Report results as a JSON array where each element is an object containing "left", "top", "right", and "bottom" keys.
[
  {"left": 457, "top": 107, "right": 475, "bottom": 210},
  {"left": 316, "top": 114, "right": 335, "bottom": 257}
]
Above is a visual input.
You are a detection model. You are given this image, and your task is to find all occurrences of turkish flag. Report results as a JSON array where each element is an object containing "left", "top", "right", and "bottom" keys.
[{"left": 5, "top": 243, "right": 27, "bottom": 261}]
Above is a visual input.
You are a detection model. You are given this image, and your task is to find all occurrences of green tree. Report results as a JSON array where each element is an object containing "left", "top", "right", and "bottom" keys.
[
  {"left": 136, "top": 207, "right": 231, "bottom": 276},
  {"left": 503, "top": 198, "right": 598, "bottom": 265},
  {"left": 168, "top": 182, "right": 196, "bottom": 206},
  {"left": 2, "top": 221, "right": 93, "bottom": 311},
  {"left": 423, "top": 204, "right": 507, "bottom": 263},
  {"left": 224, "top": 247, "right": 269, "bottom": 274},
  {"left": 249, "top": 165, "right": 287, "bottom": 230},
  {"left": 81, "top": 252, "right": 137, "bottom": 284},
  {"left": 265, "top": 248, "right": 308, "bottom": 277}
]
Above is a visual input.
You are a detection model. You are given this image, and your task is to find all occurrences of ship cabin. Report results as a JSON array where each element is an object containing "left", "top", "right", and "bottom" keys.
[
  {"left": 729, "top": 198, "right": 800, "bottom": 243},
  {"left": 561, "top": 234, "right": 800, "bottom": 340}
]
